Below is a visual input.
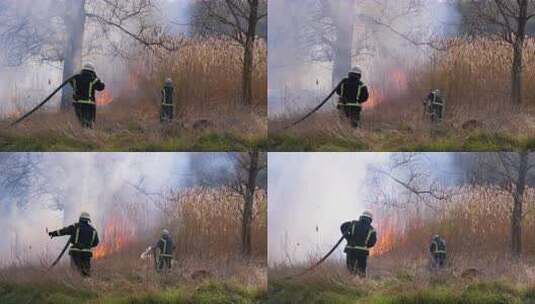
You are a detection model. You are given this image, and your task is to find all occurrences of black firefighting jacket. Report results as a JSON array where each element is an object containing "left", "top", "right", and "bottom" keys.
[
  {"left": 335, "top": 75, "right": 369, "bottom": 106},
  {"left": 341, "top": 216, "right": 377, "bottom": 256},
  {"left": 69, "top": 69, "right": 105, "bottom": 104},
  {"left": 50, "top": 220, "right": 99, "bottom": 256},
  {"left": 430, "top": 238, "right": 447, "bottom": 255},
  {"left": 161, "top": 85, "right": 174, "bottom": 106},
  {"left": 155, "top": 234, "right": 175, "bottom": 258}
]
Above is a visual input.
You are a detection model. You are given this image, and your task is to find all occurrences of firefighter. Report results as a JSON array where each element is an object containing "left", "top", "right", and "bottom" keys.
[
  {"left": 48, "top": 212, "right": 99, "bottom": 277},
  {"left": 335, "top": 67, "right": 369, "bottom": 128},
  {"left": 153, "top": 229, "right": 175, "bottom": 272},
  {"left": 340, "top": 211, "right": 377, "bottom": 277},
  {"left": 69, "top": 63, "right": 105, "bottom": 128},
  {"left": 160, "top": 78, "right": 175, "bottom": 123},
  {"left": 430, "top": 234, "right": 447, "bottom": 270},
  {"left": 424, "top": 89, "right": 444, "bottom": 123}
]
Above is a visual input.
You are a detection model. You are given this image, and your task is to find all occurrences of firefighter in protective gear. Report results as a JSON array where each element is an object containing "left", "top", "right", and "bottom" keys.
[
  {"left": 48, "top": 212, "right": 99, "bottom": 277},
  {"left": 335, "top": 67, "right": 369, "bottom": 128},
  {"left": 340, "top": 211, "right": 377, "bottom": 277},
  {"left": 69, "top": 63, "right": 105, "bottom": 128},
  {"left": 424, "top": 89, "right": 444, "bottom": 123},
  {"left": 160, "top": 78, "right": 175, "bottom": 123},
  {"left": 153, "top": 228, "right": 175, "bottom": 272},
  {"left": 430, "top": 234, "right": 447, "bottom": 269}
]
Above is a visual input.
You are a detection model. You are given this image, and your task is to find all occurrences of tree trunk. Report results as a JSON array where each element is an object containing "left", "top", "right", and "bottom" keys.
[
  {"left": 331, "top": 0, "right": 355, "bottom": 86},
  {"left": 60, "top": 0, "right": 86, "bottom": 111},
  {"left": 511, "top": 0, "right": 528, "bottom": 105},
  {"left": 512, "top": 152, "right": 528, "bottom": 259},
  {"left": 241, "top": 150, "right": 259, "bottom": 256},
  {"left": 242, "top": 0, "right": 259, "bottom": 106}
]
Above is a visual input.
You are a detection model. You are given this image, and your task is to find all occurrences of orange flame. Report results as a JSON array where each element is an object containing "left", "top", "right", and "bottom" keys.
[
  {"left": 93, "top": 214, "right": 135, "bottom": 260},
  {"left": 390, "top": 68, "right": 409, "bottom": 93},
  {"left": 363, "top": 89, "right": 384, "bottom": 109},
  {"left": 371, "top": 220, "right": 397, "bottom": 256},
  {"left": 96, "top": 90, "right": 113, "bottom": 106}
]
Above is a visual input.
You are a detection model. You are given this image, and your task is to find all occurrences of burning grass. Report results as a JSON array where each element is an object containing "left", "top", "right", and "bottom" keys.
[
  {"left": 0, "top": 187, "right": 267, "bottom": 303},
  {"left": 269, "top": 38, "right": 535, "bottom": 152},
  {"left": 268, "top": 185, "right": 535, "bottom": 303},
  {"left": 0, "top": 38, "right": 267, "bottom": 152}
]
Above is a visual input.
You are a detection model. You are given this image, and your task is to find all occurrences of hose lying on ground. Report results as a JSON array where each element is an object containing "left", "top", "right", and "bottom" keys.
[
  {"left": 10, "top": 75, "right": 75, "bottom": 127},
  {"left": 281, "top": 81, "right": 342, "bottom": 130},
  {"left": 284, "top": 235, "right": 345, "bottom": 280}
]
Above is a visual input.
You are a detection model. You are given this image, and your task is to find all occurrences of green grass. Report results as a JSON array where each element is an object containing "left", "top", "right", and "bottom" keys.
[
  {"left": 268, "top": 279, "right": 535, "bottom": 304},
  {"left": 0, "top": 281, "right": 265, "bottom": 304},
  {"left": 0, "top": 131, "right": 265, "bottom": 152},
  {"left": 269, "top": 130, "right": 534, "bottom": 152}
]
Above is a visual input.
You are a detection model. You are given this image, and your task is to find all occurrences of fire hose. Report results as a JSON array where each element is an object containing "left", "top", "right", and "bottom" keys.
[
  {"left": 284, "top": 235, "right": 345, "bottom": 280},
  {"left": 10, "top": 75, "right": 76, "bottom": 127},
  {"left": 281, "top": 80, "right": 342, "bottom": 131},
  {"left": 48, "top": 239, "right": 71, "bottom": 270}
]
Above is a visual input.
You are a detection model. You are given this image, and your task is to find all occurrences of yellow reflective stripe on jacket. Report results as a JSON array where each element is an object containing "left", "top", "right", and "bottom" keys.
[
  {"left": 69, "top": 247, "right": 92, "bottom": 252},
  {"left": 346, "top": 245, "right": 369, "bottom": 251},
  {"left": 338, "top": 103, "right": 362, "bottom": 107},
  {"left": 356, "top": 84, "right": 362, "bottom": 101},
  {"left": 160, "top": 254, "right": 173, "bottom": 257},
  {"left": 91, "top": 230, "right": 96, "bottom": 245},
  {"left": 365, "top": 228, "right": 375, "bottom": 245},
  {"left": 75, "top": 100, "right": 95, "bottom": 104},
  {"left": 72, "top": 79, "right": 77, "bottom": 93},
  {"left": 75, "top": 227, "right": 80, "bottom": 244},
  {"left": 432, "top": 241, "right": 446, "bottom": 254},
  {"left": 89, "top": 78, "right": 100, "bottom": 99},
  {"left": 161, "top": 238, "right": 167, "bottom": 254}
]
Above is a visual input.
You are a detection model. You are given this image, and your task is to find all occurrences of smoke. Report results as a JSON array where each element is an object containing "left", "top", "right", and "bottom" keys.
[
  {"left": 268, "top": 0, "right": 461, "bottom": 116},
  {"left": 0, "top": 152, "right": 234, "bottom": 267},
  {"left": 0, "top": 0, "right": 193, "bottom": 117},
  {"left": 268, "top": 152, "right": 463, "bottom": 266}
]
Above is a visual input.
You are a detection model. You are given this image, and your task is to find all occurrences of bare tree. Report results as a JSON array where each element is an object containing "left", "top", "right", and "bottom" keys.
[
  {"left": 472, "top": 152, "right": 535, "bottom": 259},
  {"left": 0, "top": 153, "right": 45, "bottom": 208},
  {"left": 226, "top": 151, "right": 266, "bottom": 256},
  {"left": 0, "top": 0, "right": 177, "bottom": 110},
  {"left": 368, "top": 153, "right": 456, "bottom": 214},
  {"left": 192, "top": 0, "right": 267, "bottom": 106},
  {"left": 464, "top": 0, "right": 535, "bottom": 105}
]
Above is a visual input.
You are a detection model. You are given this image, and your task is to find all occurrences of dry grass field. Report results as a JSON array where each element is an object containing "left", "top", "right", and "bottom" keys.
[
  {"left": 0, "top": 38, "right": 267, "bottom": 152},
  {"left": 269, "top": 38, "right": 535, "bottom": 152},
  {"left": 0, "top": 187, "right": 267, "bottom": 303},
  {"left": 268, "top": 186, "right": 535, "bottom": 303}
]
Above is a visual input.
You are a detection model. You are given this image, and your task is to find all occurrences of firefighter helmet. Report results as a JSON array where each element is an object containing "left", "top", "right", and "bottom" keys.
[
  {"left": 82, "top": 63, "right": 96, "bottom": 73},
  {"left": 165, "top": 78, "right": 173, "bottom": 85},
  {"left": 162, "top": 229, "right": 170, "bottom": 236},
  {"left": 349, "top": 67, "right": 362, "bottom": 76},
  {"left": 79, "top": 211, "right": 91, "bottom": 222},
  {"left": 361, "top": 210, "right": 373, "bottom": 220},
  {"left": 433, "top": 234, "right": 440, "bottom": 240}
]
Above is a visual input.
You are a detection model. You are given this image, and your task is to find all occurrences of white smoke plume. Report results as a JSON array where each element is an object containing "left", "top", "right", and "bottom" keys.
[
  {"left": 268, "top": 0, "right": 461, "bottom": 116},
  {"left": 0, "top": 152, "right": 233, "bottom": 267}
]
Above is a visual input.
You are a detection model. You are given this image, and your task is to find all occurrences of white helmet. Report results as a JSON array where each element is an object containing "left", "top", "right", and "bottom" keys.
[
  {"left": 433, "top": 234, "right": 440, "bottom": 240},
  {"left": 82, "top": 63, "right": 95, "bottom": 73},
  {"left": 162, "top": 229, "right": 170, "bottom": 236},
  {"left": 349, "top": 67, "right": 362, "bottom": 76},
  {"left": 361, "top": 210, "right": 373, "bottom": 220},
  {"left": 79, "top": 211, "right": 91, "bottom": 222},
  {"left": 165, "top": 78, "right": 173, "bottom": 85}
]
